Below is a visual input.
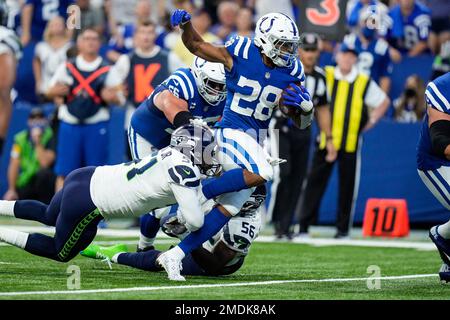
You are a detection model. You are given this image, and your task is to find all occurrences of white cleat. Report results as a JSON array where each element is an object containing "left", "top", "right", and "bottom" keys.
[{"left": 156, "top": 251, "right": 186, "bottom": 281}]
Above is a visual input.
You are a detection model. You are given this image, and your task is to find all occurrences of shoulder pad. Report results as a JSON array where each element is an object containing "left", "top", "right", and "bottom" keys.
[
  {"left": 225, "top": 36, "right": 252, "bottom": 59},
  {"left": 168, "top": 164, "right": 200, "bottom": 187},
  {"left": 289, "top": 59, "right": 305, "bottom": 82},
  {"left": 163, "top": 68, "right": 195, "bottom": 100},
  {"left": 426, "top": 79, "right": 450, "bottom": 113}
]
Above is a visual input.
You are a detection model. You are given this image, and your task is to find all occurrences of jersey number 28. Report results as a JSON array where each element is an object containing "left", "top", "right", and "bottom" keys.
[{"left": 230, "top": 76, "right": 283, "bottom": 121}]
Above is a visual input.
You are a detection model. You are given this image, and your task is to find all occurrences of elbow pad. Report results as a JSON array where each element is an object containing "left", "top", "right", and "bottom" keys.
[
  {"left": 173, "top": 111, "right": 194, "bottom": 128},
  {"left": 430, "top": 120, "right": 450, "bottom": 157}
]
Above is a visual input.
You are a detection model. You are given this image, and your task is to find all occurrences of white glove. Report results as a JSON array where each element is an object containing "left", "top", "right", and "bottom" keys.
[
  {"left": 267, "top": 155, "right": 287, "bottom": 166},
  {"left": 189, "top": 118, "right": 208, "bottom": 127}
]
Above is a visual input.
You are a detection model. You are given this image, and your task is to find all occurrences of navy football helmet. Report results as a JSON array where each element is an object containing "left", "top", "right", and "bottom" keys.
[
  {"left": 240, "top": 185, "right": 267, "bottom": 215},
  {"left": 170, "top": 123, "right": 221, "bottom": 176}
]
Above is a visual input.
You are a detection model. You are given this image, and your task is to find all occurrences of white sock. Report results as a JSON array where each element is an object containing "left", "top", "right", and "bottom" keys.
[
  {"left": 0, "top": 200, "right": 16, "bottom": 217},
  {"left": 0, "top": 228, "right": 29, "bottom": 248},
  {"left": 111, "top": 253, "right": 123, "bottom": 263},
  {"left": 438, "top": 220, "right": 450, "bottom": 239},
  {"left": 138, "top": 235, "right": 155, "bottom": 250},
  {"left": 169, "top": 246, "right": 186, "bottom": 260}
]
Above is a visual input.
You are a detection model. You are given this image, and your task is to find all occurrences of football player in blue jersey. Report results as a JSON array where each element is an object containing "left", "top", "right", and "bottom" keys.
[
  {"left": 344, "top": 8, "right": 393, "bottom": 93},
  {"left": 384, "top": 0, "right": 431, "bottom": 57},
  {"left": 417, "top": 72, "right": 450, "bottom": 283},
  {"left": 154, "top": 10, "right": 314, "bottom": 281},
  {"left": 128, "top": 56, "right": 226, "bottom": 252}
]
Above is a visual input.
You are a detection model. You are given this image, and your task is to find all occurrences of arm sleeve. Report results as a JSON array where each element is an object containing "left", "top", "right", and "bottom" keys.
[{"left": 364, "top": 79, "right": 387, "bottom": 109}]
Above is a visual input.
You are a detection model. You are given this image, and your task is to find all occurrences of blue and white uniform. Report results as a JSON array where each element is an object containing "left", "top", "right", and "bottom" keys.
[
  {"left": 384, "top": 1, "right": 431, "bottom": 53},
  {"left": 129, "top": 67, "right": 225, "bottom": 159},
  {"left": 26, "top": 0, "right": 73, "bottom": 42},
  {"left": 344, "top": 33, "right": 392, "bottom": 83},
  {"left": 213, "top": 35, "right": 305, "bottom": 215},
  {"left": 417, "top": 73, "right": 450, "bottom": 209}
]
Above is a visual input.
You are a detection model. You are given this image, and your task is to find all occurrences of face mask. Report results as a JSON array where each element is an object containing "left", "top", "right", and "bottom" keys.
[
  {"left": 361, "top": 27, "right": 376, "bottom": 39},
  {"left": 405, "top": 88, "right": 417, "bottom": 98}
]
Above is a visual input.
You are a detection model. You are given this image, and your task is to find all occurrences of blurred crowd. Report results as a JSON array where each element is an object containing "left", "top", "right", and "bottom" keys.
[{"left": 1, "top": 0, "right": 449, "bottom": 233}]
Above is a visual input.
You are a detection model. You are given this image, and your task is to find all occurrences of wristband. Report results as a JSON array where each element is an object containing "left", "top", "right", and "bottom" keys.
[{"left": 173, "top": 111, "right": 194, "bottom": 128}]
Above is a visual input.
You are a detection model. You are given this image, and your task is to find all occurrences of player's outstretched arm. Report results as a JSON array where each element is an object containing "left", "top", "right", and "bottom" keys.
[
  {"left": 171, "top": 9, "right": 233, "bottom": 70},
  {"left": 154, "top": 90, "right": 191, "bottom": 126},
  {"left": 171, "top": 182, "right": 204, "bottom": 232}
]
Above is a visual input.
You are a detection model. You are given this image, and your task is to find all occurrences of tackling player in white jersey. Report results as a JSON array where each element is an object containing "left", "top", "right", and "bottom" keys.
[
  {"left": 81, "top": 186, "right": 266, "bottom": 278},
  {"left": 0, "top": 124, "right": 216, "bottom": 264}
]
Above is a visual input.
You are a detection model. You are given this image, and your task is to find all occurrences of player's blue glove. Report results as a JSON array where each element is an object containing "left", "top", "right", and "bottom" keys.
[
  {"left": 171, "top": 9, "right": 191, "bottom": 27},
  {"left": 282, "top": 83, "right": 314, "bottom": 113}
]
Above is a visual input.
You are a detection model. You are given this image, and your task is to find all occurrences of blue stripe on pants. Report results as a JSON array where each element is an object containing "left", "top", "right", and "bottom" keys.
[{"left": 424, "top": 170, "right": 450, "bottom": 207}]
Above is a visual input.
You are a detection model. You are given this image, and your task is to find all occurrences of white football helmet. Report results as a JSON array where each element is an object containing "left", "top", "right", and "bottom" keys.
[
  {"left": 192, "top": 57, "right": 226, "bottom": 106},
  {"left": 254, "top": 13, "right": 300, "bottom": 68}
]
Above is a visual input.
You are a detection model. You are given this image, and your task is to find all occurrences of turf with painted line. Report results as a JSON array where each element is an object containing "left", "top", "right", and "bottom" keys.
[{"left": 0, "top": 240, "right": 446, "bottom": 299}]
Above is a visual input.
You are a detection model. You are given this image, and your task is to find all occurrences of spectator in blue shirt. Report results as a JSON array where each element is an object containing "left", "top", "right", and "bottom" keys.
[
  {"left": 347, "top": 0, "right": 388, "bottom": 32},
  {"left": 344, "top": 8, "right": 393, "bottom": 93},
  {"left": 384, "top": 0, "right": 431, "bottom": 57},
  {"left": 20, "top": 0, "right": 74, "bottom": 46}
]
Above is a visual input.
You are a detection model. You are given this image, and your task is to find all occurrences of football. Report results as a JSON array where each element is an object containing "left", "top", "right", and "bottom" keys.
[{"left": 278, "top": 84, "right": 309, "bottom": 118}]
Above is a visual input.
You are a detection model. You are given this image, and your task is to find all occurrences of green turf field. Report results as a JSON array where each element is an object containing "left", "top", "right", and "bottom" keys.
[{"left": 0, "top": 233, "right": 448, "bottom": 300}]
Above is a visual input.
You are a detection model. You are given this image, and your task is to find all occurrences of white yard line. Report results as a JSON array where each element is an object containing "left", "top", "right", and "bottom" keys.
[{"left": 0, "top": 274, "right": 438, "bottom": 297}]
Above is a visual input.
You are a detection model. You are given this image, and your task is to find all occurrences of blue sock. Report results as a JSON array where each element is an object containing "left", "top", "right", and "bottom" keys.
[
  {"left": 140, "top": 213, "right": 160, "bottom": 239},
  {"left": 117, "top": 250, "right": 162, "bottom": 271},
  {"left": 178, "top": 207, "right": 230, "bottom": 255},
  {"left": 202, "top": 168, "right": 247, "bottom": 199}
]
